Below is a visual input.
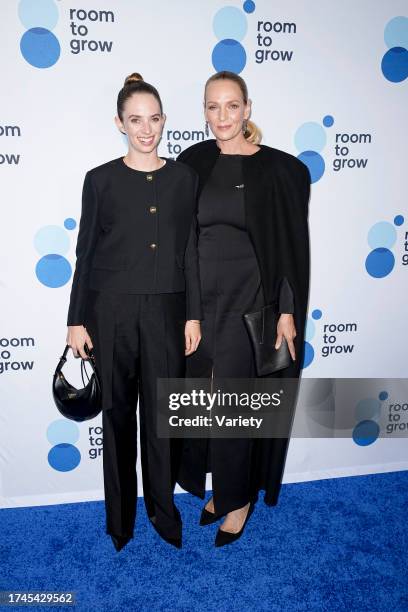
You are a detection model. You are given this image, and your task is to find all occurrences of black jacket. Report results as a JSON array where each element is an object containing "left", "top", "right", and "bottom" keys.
[
  {"left": 178, "top": 140, "right": 310, "bottom": 376},
  {"left": 67, "top": 157, "right": 202, "bottom": 325}
]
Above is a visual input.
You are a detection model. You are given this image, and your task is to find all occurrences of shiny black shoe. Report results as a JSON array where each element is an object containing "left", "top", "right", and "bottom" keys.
[
  {"left": 215, "top": 502, "right": 254, "bottom": 548},
  {"left": 110, "top": 535, "right": 131, "bottom": 552}
]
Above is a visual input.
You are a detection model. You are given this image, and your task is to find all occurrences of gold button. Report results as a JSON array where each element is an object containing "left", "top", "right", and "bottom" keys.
[
  {"left": 149, "top": 206, "right": 157, "bottom": 213},
  {"left": 150, "top": 243, "right": 157, "bottom": 249},
  {"left": 146, "top": 174, "right": 153, "bottom": 181}
]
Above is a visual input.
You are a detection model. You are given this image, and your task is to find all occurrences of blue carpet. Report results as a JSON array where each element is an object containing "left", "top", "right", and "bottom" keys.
[{"left": 1, "top": 471, "right": 407, "bottom": 611}]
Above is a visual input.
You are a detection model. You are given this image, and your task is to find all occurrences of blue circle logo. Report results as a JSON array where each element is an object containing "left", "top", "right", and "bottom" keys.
[
  {"left": 34, "top": 219, "right": 76, "bottom": 287},
  {"left": 352, "top": 391, "right": 387, "bottom": 446},
  {"left": 301, "top": 307, "right": 323, "bottom": 369},
  {"left": 381, "top": 17, "right": 408, "bottom": 82},
  {"left": 294, "top": 117, "right": 333, "bottom": 183},
  {"left": 18, "top": 0, "right": 60, "bottom": 69},
  {"left": 47, "top": 419, "right": 81, "bottom": 472},
  {"left": 211, "top": 4, "right": 256, "bottom": 73},
  {"left": 365, "top": 216, "right": 404, "bottom": 278}
]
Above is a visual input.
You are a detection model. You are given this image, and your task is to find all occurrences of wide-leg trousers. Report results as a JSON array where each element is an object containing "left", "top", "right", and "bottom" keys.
[{"left": 84, "top": 290, "right": 186, "bottom": 547}]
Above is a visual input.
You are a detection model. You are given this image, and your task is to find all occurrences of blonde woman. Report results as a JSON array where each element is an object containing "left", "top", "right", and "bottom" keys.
[{"left": 177, "top": 71, "right": 310, "bottom": 547}]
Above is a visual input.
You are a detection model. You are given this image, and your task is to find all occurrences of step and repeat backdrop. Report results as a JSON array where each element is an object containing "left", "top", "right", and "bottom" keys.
[{"left": 1, "top": 0, "right": 407, "bottom": 507}]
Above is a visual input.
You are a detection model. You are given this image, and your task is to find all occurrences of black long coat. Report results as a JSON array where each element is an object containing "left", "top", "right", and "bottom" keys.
[{"left": 177, "top": 139, "right": 311, "bottom": 506}]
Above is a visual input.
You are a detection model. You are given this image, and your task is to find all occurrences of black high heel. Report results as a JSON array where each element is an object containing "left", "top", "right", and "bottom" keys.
[
  {"left": 199, "top": 498, "right": 226, "bottom": 526},
  {"left": 199, "top": 507, "right": 226, "bottom": 526},
  {"left": 215, "top": 502, "right": 254, "bottom": 547},
  {"left": 110, "top": 534, "right": 131, "bottom": 552}
]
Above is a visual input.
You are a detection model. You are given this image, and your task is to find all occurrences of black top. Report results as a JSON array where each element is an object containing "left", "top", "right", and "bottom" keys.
[
  {"left": 199, "top": 154, "right": 246, "bottom": 231},
  {"left": 190, "top": 153, "right": 263, "bottom": 377},
  {"left": 198, "top": 154, "right": 259, "bottom": 267},
  {"left": 67, "top": 157, "right": 202, "bottom": 325}
]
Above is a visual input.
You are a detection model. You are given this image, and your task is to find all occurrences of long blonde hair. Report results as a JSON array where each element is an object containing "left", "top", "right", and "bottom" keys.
[{"left": 204, "top": 71, "right": 262, "bottom": 145}]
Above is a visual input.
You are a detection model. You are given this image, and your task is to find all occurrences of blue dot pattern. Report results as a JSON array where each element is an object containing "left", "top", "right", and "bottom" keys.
[
  {"left": 213, "top": 7, "right": 248, "bottom": 41},
  {"left": 20, "top": 28, "right": 60, "bottom": 69},
  {"left": 352, "top": 420, "right": 380, "bottom": 446},
  {"left": 47, "top": 420, "right": 81, "bottom": 472},
  {"left": 47, "top": 420, "right": 80, "bottom": 445},
  {"left": 355, "top": 398, "right": 381, "bottom": 421},
  {"left": 367, "top": 221, "right": 397, "bottom": 250},
  {"left": 305, "top": 318, "right": 315, "bottom": 342},
  {"left": 365, "top": 248, "right": 395, "bottom": 278},
  {"left": 212, "top": 39, "right": 247, "bottom": 73},
  {"left": 301, "top": 341, "right": 314, "bottom": 369},
  {"left": 18, "top": 0, "right": 60, "bottom": 68},
  {"left": 243, "top": 1, "right": 255, "bottom": 14},
  {"left": 211, "top": 4, "right": 254, "bottom": 73},
  {"left": 34, "top": 222, "right": 75, "bottom": 287},
  {"left": 381, "top": 17, "right": 408, "bottom": 82},
  {"left": 36, "top": 254, "right": 72, "bottom": 287},
  {"left": 64, "top": 218, "right": 77, "bottom": 230},
  {"left": 48, "top": 444, "right": 81, "bottom": 472},
  {"left": 365, "top": 215, "right": 403, "bottom": 278},
  {"left": 18, "top": 0, "right": 59, "bottom": 30},
  {"left": 294, "top": 120, "right": 331, "bottom": 183}
]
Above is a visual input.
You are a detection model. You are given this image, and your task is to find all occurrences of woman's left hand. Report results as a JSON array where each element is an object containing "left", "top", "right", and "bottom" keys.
[
  {"left": 276, "top": 313, "right": 297, "bottom": 361},
  {"left": 185, "top": 320, "right": 202, "bottom": 356}
]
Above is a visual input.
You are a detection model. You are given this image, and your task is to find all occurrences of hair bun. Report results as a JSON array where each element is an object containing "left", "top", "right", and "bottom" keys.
[{"left": 124, "top": 72, "right": 144, "bottom": 86}]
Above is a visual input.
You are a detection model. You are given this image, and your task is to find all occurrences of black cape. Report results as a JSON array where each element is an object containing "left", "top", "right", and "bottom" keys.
[{"left": 177, "top": 140, "right": 311, "bottom": 506}]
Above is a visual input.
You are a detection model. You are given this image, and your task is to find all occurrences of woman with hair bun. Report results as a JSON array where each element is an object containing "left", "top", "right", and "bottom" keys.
[
  {"left": 177, "top": 70, "right": 310, "bottom": 547},
  {"left": 66, "top": 72, "right": 202, "bottom": 551}
]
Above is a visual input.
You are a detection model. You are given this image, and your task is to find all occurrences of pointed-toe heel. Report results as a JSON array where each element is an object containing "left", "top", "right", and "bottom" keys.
[
  {"left": 215, "top": 502, "right": 254, "bottom": 548},
  {"left": 110, "top": 534, "right": 131, "bottom": 552},
  {"left": 200, "top": 507, "right": 219, "bottom": 526},
  {"left": 199, "top": 504, "right": 227, "bottom": 526}
]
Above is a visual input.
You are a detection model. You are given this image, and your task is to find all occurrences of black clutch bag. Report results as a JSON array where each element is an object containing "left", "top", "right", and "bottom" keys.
[
  {"left": 244, "top": 305, "right": 291, "bottom": 376},
  {"left": 52, "top": 344, "right": 102, "bottom": 422}
]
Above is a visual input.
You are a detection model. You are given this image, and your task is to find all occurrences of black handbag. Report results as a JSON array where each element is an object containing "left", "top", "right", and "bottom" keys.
[
  {"left": 244, "top": 304, "right": 291, "bottom": 376},
  {"left": 52, "top": 344, "right": 102, "bottom": 421}
]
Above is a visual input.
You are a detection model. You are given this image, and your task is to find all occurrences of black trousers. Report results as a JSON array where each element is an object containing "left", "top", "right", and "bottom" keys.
[{"left": 84, "top": 290, "right": 186, "bottom": 547}]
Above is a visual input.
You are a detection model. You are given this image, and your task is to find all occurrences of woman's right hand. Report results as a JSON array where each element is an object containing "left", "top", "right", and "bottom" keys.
[{"left": 66, "top": 325, "right": 94, "bottom": 359}]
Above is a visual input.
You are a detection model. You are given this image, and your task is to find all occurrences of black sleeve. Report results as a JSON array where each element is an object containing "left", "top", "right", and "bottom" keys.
[
  {"left": 67, "top": 171, "right": 100, "bottom": 326},
  {"left": 184, "top": 174, "right": 203, "bottom": 321},
  {"left": 277, "top": 163, "right": 310, "bottom": 317},
  {"left": 278, "top": 277, "right": 295, "bottom": 314}
]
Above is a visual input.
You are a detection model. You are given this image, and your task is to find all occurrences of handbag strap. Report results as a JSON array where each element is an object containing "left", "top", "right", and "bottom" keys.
[
  {"left": 81, "top": 359, "right": 90, "bottom": 387},
  {"left": 55, "top": 344, "right": 97, "bottom": 374},
  {"left": 55, "top": 345, "right": 70, "bottom": 374},
  {"left": 82, "top": 344, "right": 99, "bottom": 381}
]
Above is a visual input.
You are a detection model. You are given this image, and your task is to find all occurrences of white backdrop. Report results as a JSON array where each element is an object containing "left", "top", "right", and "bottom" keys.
[{"left": 1, "top": 0, "right": 407, "bottom": 508}]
